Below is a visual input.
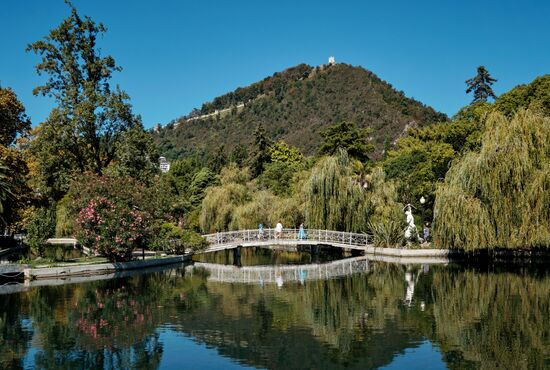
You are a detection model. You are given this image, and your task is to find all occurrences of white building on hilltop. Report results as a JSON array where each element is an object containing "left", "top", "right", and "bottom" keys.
[
  {"left": 159, "top": 156, "right": 171, "bottom": 173},
  {"left": 328, "top": 56, "right": 335, "bottom": 65}
]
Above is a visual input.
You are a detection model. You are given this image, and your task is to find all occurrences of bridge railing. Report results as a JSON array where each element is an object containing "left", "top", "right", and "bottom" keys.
[{"left": 203, "top": 228, "right": 370, "bottom": 248}]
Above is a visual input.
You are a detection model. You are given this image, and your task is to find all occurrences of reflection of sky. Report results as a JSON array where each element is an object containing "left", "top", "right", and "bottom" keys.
[
  {"left": 381, "top": 340, "right": 446, "bottom": 370},
  {"left": 158, "top": 328, "right": 258, "bottom": 370},
  {"left": 20, "top": 322, "right": 257, "bottom": 369}
]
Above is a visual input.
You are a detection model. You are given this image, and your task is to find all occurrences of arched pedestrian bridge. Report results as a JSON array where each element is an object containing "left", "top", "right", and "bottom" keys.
[
  {"left": 201, "top": 228, "right": 372, "bottom": 254},
  {"left": 200, "top": 228, "right": 451, "bottom": 259}
]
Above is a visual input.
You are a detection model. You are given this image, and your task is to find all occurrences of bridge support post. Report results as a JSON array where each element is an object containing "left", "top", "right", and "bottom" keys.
[{"left": 233, "top": 246, "right": 242, "bottom": 267}]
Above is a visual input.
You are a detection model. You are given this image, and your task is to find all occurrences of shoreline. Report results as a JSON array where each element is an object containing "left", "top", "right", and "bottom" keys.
[
  {"left": 3, "top": 243, "right": 550, "bottom": 285},
  {"left": 23, "top": 255, "right": 191, "bottom": 280}
]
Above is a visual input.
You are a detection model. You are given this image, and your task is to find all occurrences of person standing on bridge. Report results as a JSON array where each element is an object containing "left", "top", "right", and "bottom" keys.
[
  {"left": 275, "top": 221, "right": 283, "bottom": 239},
  {"left": 258, "top": 223, "right": 264, "bottom": 240},
  {"left": 298, "top": 223, "right": 306, "bottom": 240}
]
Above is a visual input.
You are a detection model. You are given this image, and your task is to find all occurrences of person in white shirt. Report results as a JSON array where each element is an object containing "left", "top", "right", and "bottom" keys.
[{"left": 275, "top": 221, "right": 283, "bottom": 239}]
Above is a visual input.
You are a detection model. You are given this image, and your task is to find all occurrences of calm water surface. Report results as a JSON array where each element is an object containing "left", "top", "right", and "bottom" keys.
[{"left": 1, "top": 248, "right": 550, "bottom": 369}]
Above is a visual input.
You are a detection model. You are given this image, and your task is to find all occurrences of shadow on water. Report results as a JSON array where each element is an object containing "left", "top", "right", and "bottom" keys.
[{"left": 1, "top": 248, "right": 550, "bottom": 369}]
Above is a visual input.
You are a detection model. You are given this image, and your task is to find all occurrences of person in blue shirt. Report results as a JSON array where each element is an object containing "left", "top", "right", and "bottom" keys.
[
  {"left": 298, "top": 223, "right": 306, "bottom": 240},
  {"left": 258, "top": 223, "right": 264, "bottom": 239}
]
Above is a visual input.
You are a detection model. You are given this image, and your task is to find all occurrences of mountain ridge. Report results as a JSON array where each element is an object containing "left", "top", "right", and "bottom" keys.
[{"left": 155, "top": 62, "right": 448, "bottom": 160}]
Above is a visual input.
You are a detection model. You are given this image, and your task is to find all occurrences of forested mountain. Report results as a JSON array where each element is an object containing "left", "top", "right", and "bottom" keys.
[{"left": 155, "top": 63, "right": 448, "bottom": 160}]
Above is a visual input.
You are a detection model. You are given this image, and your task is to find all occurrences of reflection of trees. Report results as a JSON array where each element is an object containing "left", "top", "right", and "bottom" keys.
[
  {"left": 3, "top": 262, "right": 550, "bottom": 369},
  {"left": 431, "top": 267, "right": 550, "bottom": 370},
  {"left": 19, "top": 269, "right": 201, "bottom": 369},
  {"left": 0, "top": 293, "right": 32, "bottom": 370},
  {"left": 174, "top": 262, "right": 432, "bottom": 369}
]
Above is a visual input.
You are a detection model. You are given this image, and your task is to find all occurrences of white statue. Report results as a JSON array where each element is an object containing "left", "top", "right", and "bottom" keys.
[{"left": 404, "top": 204, "right": 418, "bottom": 240}]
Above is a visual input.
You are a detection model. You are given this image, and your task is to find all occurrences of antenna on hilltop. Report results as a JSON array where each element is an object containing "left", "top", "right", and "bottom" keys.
[{"left": 328, "top": 56, "right": 335, "bottom": 65}]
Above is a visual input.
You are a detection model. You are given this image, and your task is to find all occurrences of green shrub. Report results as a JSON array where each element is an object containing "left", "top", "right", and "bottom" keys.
[
  {"left": 368, "top": 220, "right": 405, "bottom": 248},
  {"left": 26, "top": 206, "right": 56, "bottom": 256},
  {"left": 43, "top": 244, "right": 79, "bottom": 262},
  {"left": 150, "top": 222, "right": 207, "bottom": 254}
]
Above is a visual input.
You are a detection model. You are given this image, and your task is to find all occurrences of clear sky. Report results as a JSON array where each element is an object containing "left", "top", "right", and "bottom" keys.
[{"left": 1, "top": 0, "right": 549, "bottom": 128}]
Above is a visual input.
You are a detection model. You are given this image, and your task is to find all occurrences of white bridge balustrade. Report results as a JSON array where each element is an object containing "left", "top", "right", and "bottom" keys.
[
  {"left": 189, "top": 256, "right": 371, "bottom": 284},
  {"left": 188, "top": 255, "right": 450, "bottom": 285},
  {"left": 200, "top": 228, "right": 372, "bottom": 253}
]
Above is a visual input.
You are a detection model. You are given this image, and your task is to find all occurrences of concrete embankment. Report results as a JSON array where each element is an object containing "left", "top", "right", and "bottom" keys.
[
  {"left": 0, "top": 261, "right": 190, "bottom": 295},
  {"left": 362, "top": 246, "right": 453, "bottom": 258},
  {"left": 24, "top": 255, "right": 191, "bottom": 280}
]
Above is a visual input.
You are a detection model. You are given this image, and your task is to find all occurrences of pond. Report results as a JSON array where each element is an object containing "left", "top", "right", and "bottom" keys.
[{"left": 1, "top": 248, "right": 550, "bottom": 369}]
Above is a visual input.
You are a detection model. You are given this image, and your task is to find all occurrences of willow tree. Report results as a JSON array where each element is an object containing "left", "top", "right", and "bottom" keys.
[
  {"left": 434, "top": 110, "right": 550, "bottom": 250},
  {"left": 304, "top": 151, "right": 401, "bottom": 232},
  {"left": 199, "top": 165, "right": 251, "bottom": 233}
]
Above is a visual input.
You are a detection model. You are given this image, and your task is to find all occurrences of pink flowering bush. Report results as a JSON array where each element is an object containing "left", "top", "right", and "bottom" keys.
[{"left": 75, "top": 196, "right": 150, "bottom": 261}]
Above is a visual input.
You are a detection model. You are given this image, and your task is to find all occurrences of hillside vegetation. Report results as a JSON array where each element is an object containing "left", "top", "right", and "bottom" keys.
[{"left": 156, "top": 63, "right": 447, "bottom": 160}]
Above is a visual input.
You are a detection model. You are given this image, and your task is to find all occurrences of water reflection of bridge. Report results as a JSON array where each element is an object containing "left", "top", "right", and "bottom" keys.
[{"left": 189, "top": 255, "right": 448, "bottom": 284}]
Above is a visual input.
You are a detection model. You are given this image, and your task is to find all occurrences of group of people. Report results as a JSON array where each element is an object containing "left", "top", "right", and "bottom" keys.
[
  {"left": 256, "top": 221, "right": 430, "bottom": 244},
  {"left": 257, "top": 222, "right": 307, "bottom": 240}
]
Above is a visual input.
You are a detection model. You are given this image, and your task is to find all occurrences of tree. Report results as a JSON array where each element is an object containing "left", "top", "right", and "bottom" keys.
[
  {"left": 465, "top": 66, "right": 497, "bottom": 103},
  {"left": 27, "top": 3, "right": 138, "bottom": 177},
  {"left": 494, "top": 74, "right": 550, "bottom": 117},
  {"left": 108, "top": 124, "right": 159, "bottom": 183},
  {"left": 434, "top": 110, "right": 550, "bottom": 251},
  {"left": 0, "top": 147, "right": 32, "bottom": 230},
  {"left": 259, "top": 162, "right": 297, "bottom": 196},
  {"left": 268, "top": 140, "right": 304, "bottom": 165},
  {"left": 305, "top": 151, "right": 401, "bottom": 232},
  {"left": 249, "top": 124, "right": 271, "bottom": 177},
  {"left": 384, "top": 137, "right": 455, "bottom": 213},
  {"left": 0, "top": 162, "right": 12, "bottom": 215},
  {"left": 259, "top": 141, "right": 304, "bottom": 196},
  {"left": 229, "top": 144, "right": 248, "bottom": 166},
  {"left": 319, "top": 121, "right": 374, "bottom": 162},
  {"left": 188, "top": 167, "right": 217, "bottom": 206},
  {"left": 0, "top": 87, "right": 31, "bottom": 147},
  {"left": 208, "top": 145, "right": 227, "bottom": 173}
]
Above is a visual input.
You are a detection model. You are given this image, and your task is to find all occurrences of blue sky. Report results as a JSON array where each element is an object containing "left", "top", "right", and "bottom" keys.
[{"left": 1, "top": 0, "right": 549, "bottom": 128}]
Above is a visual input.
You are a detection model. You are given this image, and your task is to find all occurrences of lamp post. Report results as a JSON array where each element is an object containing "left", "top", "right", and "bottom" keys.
[{"left": 419, "top": 196, "right": 426, "bottom": 242}]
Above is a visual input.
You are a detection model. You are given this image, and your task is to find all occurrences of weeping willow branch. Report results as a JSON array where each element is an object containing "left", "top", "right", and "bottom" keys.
[
  {"left": 434, "top": 109, "right": 550, "bottom": 250},
  {"left": 304, "top": 151, "right": 402, "bottom": 233}
]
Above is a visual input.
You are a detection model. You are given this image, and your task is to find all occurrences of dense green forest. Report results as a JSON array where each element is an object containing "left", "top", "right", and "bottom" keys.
[{"left": 155, "top": 63, "right": 448, "bottom": 160}]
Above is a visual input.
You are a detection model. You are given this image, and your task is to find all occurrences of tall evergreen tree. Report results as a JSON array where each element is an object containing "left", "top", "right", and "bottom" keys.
[
  {"left": 209, "top": 145, "right": 227, "bottom": 173},
  {"left": 465, "top": 66, "right": 497, "bottom": 103},
  {"left": 250, "top": 124, "right": 271, "bottom": 177}
]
